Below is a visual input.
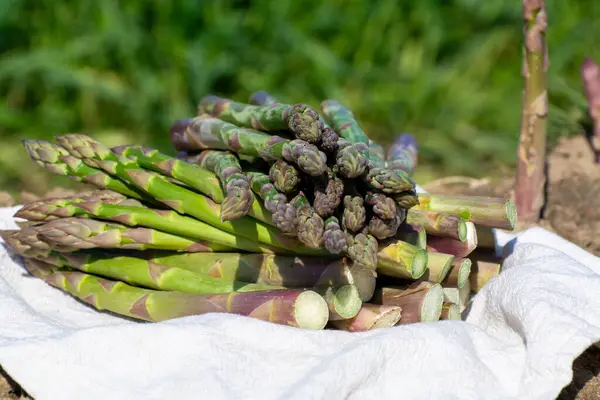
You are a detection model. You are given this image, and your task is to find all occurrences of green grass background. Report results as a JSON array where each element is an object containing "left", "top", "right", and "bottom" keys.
[{"left": 1, "top": 0, "right": 598, "bottom": 195}]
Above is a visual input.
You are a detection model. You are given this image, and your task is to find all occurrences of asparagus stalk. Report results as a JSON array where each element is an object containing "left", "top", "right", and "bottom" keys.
[
  {"left": 23, "top": 140, "right": 150, "bottom": 201},
  {"left": 199, "top": 95, "right": 323, "bottom": 144},
  {"left": 24, "top": 259, "right": 329, "bottom": 330},
  {"left": 323, "top": 216, "right": 346, "bottom": 254},
  {"left": 170, "top": 116, "right": 327, "bottom": 176},
  {"left": 286, "top": 192, "right": 324, "bottom": 249},
  {"left": 313, "top": 168, "right": 344, "bottom": 218},
  {"left": 0, "top": 228, "right": 77, "bottom": 257},
  {"left": 330, "top": 304, "right": 402, "bottom": 332},
  {"left": 376, "top": 239, "right": 428, "bottom": 279},
  {"left": 34, "top": 251, "right": 281, "bottom": 294},
  {"left": 342, "top": 195, "right": 367, "bottom": 233},
  {"left": 406, "top": 209, "right": 467, "bottom": 242},
  {"left": 365, "top": 193, "right": 397, "bottom": 220},
  {"left": 36, "top": 217, "right": 233, "bottom": 253},
  {"left": 248, "top": 91, "right": 278, "bottom": 106},
  {"left": 440, "top": 303, "right": 461, "bottom": 320},
  {"left": 395, "top": 224, "right": 427, "bottom": 249},
  {"left": 376, "top": 282, "right": 444, "bottom": 324},
  {"left": 315, "top": 284, "right": 362, "bottom": 321},
  {"left": 473, "top": 225, "right": 497, "bottom": 249},
  {"left": 582, "top": 58, "right": 600, "bottom": 163},
  {"left": 345, "top": 233, "right": 379, "bottom": 270},
  {"left": 427, "top": 222, "right": 477, "bottom": 258},
  {"left": 364, "top": 208, "right": 405, "bottom": 240},
  {"left": 470, "top": 259, "right": 502, "bottom": 292},
  {"left": 56, "top": 134, "right": 324, "bottom": 255},
  {"left": 269, "top": 160, "right": 301, "bottom": 193},
  {"left": 441, "top": 258, "right": 473, "bottom": 289},
  {"left": 367, "top": 140, "right": 386, "bottom": 169},
  {"left": 320, "top": 100, "right": 369, "bottom": 157},
  {"left": 15, "top": 196, "right": 283, "bottom": 254},
  {"left": 414, "top": 194, "right": 517, "bottom": 230},
  {"left": 419, "top": 252, "right": 455, "bottom": 283},
  {"left": 515, "top": 0, "right": 549, "bottom": 223},
  {"left": 246, "top": 171, "right": 287, "bottom": 213},
  {"left": 334, "top": 138, "right": 368, "bottom": 178},
  {"left": 386, "top": 133, "right": 419, "bottom": 176}
]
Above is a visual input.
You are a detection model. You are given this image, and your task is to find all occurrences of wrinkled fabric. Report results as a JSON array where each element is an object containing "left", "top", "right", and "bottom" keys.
[{"left": 0, "top": 206, "right": 599, "bottom": 400}]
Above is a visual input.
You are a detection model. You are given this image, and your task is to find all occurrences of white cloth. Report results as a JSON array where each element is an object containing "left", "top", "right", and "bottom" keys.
[{"left": 0, "top": 206, "right": 599, "bottom": 400}]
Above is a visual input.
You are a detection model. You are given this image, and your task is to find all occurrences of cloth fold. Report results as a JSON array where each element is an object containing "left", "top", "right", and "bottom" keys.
[{"left": 1, "top": 206, "right": 599, "bottom": 400}]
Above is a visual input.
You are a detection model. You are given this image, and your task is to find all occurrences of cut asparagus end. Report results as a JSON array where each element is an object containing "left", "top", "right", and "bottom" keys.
[
  {"left": 377, "top": 240, "right": 428, "bottom": 279},
  {"left": 457, "top": 259, "right": 473, "bottom": 289},
  {"left": 420, "top": 284, "right": 444, "bottom": 322},
  {"left": 457, "top": 221, "right": 468, "bottom": 242},
  {"left": 294, "top": 290, "right": 330, "bottom": 330},
  {"left": 422, "top": 252, "right": 454, "bottom": 283},
  {"left": 440, "top": 303, "right": 461, "bottom": 320},
  {"left": 332, "top": 284, "right": 362, "bottom": 320},
  {"left": 370, "top": 306, "right": 402, "bottom": 329},
  {"left": 331, "top": 304, "right": 401, "bottom": 332}
]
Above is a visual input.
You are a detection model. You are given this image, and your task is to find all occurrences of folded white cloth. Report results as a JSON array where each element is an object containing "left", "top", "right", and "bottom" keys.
[{"left": 1, "top": 205, "right": 599, "bottom": 400}]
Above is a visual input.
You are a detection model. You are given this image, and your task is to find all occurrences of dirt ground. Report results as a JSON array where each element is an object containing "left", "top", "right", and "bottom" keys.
[{"left": 0, "top": 135, "right": 599, "bottom": 399}]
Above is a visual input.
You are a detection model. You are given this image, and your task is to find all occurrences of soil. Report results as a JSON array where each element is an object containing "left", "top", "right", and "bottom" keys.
[{"left": 0, "top": 135, "right": 598, "bottom": 399}]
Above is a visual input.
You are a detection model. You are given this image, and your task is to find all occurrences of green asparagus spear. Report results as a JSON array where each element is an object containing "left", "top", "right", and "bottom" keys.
[
  {"left": 269, "top": 160, "right": 301, "bottom": 193},
  {"left": 199, "top": 95, "right": 323, "bottom": 144},
  {"left": 1, "top": 228, "right": 77, "bottom": 257},
  {"left": 386, "top": 134, "right": 418, "bottom": 176},
  {"left": 368, "top": 140, "right": 387, "bottom": 169},
  {"left": 23, "top": 140, "right": 150, "bottom": 201},
  {"left": 23, "top": 259, "right": 329, "bottom": 330},
  {"left": 377, "top": 239, "right": 428, "bottom": 279},
  {"left": 313, "top": 168, "right": 344, "bottom": 218},
  {"left": 246, "top": 171, "right": 287, "bottom": 213},
  {"left": 334, "top": 138, "right": 369, "bottom": 179},
  {"left": 320, "top": 100, "right": 370, "bottom": 157},
  {"left": 291, "top": 192, "right": 325, "bottom": 249},
  {"left": 15, "top": 195, "right": 283, "bottom": 254},
  {"left": 170, "top": 116, "right": 327, "bottom": 176},
  {"left": 35, "top": 217, "right": 232, "bottom": 253},
  {"left": 365, "top": 167, "right": 415, "bottom": 195},
  {"left": 406, "top": 209, "right": 468, "bottom": 242},
  {"left": 55, "top": 134, "right": 324, "bottom": 255},
  {"left": 365, "top": 193, "right": 397, "bottom": 220},
  {"left": 342, "top": 195, "right": 366, "bottom": 233},
  {"left": 323, "top": 216, "right": 346, "bottom": 254}
]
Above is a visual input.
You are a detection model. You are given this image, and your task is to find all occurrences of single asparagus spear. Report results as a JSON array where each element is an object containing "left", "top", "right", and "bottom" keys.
[
  {"left": 330, "top": 304, "right": 402, "bottom": 332},
  {"left": 406, "top": 209, "right": 467, "bottom": 242},
  {"left": 440, "top": 303, "right": 462, "bottom": 320},
  {"left": 419, "top": 252, "right": 455, "bottom": 283},
  {"left": 199, "top": 95, "right": 323, "bottom": 144},
  {"left": 1, "top": 228, "right": 77, "bottom": 257},
  {"left": 515, "top": 0, "right": 549, "bottom": 223},
  {"left": 365, "top": 192, "right": 397, "bottom": 220},
  {"left": 15, "top": 196, "right": 283, "bottom": 254},
  {"left": 376, "top": 239, "right": 428, "bottom": 279},
  {"left": 582, "top": 58, "right": 600, "bottom": 163},
  {"left": 393, "top": 190, "right": 420, "bottom": 209},
  {"left": 395, "top": 224, "right": 427, "bottom": 249},
  {"left": 365, "top": 167, "right": 415, "bottom": 195},
  {"left": 174, "top": 149, "right": 254, "bottom": 221},
  {"left": 345, "top": 233, "right": 379, "bottom": 270},
  {"left": 342, "top": 195, "right": 366, "bottom": 233},
  {"left": 24, "top": 259, "right": 329, "bottom": 330},
  {"left": 320, "top": 100, "right": 370, "bottom": 157},
  {"left": 414, "top": 194, "right": 517, "bottom": 230},
  {"left": 323, "top": 216, "right": 346, "bottom": 254},
  {"left": 170, "top": 117, "right": 327, "bottom": 176},
  {"left": 386, "top": 133, "right": 419, "bottom": 176},
  {"left": 36, "top": 217, "right": 232, "bottom": 253},
  {"left": 376, "top": 282, "right": 444, "bottom": 324},
  {"left": 334, "top": 138, "right": 369, "bottom": 179},
  {"left": 313, "top": 168, "right": 344, "bottom": 218},
  {"left": 427, "top": 222, "right": 477, "bottom": 258},
  {"left": 23, "top": 140, "right": 150, "bottom": 201},
  {"left": 441, "top": 258, "right": 473, "bottom": 289},
  {"left": 368, "top": 140, "right": 386, "bottom": 169},
  {"left": 33, "top": 251, "right": 281, "bottom": 294},
  {"left": 291, "top": 192, "right": 325, "bottom": 249},
  {"left": 248, "top": 91, "right": 278, "bottom": 106},
  {"left": 269, "top": 160, "right": 301, "bottom": 193},
  {"left": 246, "top": 171, "right": 287, "bottom": 214},
  {"left": 56, "top": 134, "right": 323, "bottom": 255},
  {"left": 364, "top": 208, "right": 405, "bottom": 240}
]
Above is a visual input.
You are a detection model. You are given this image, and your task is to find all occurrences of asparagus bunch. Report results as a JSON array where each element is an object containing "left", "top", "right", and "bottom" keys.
[{"left": 4, "top": 94, "right": 518, "bottom": 331}]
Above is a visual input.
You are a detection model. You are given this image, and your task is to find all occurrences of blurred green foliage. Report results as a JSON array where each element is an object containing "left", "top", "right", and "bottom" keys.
[{"left": 0, "top": 0, "right": 598, "bottom": 194}]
